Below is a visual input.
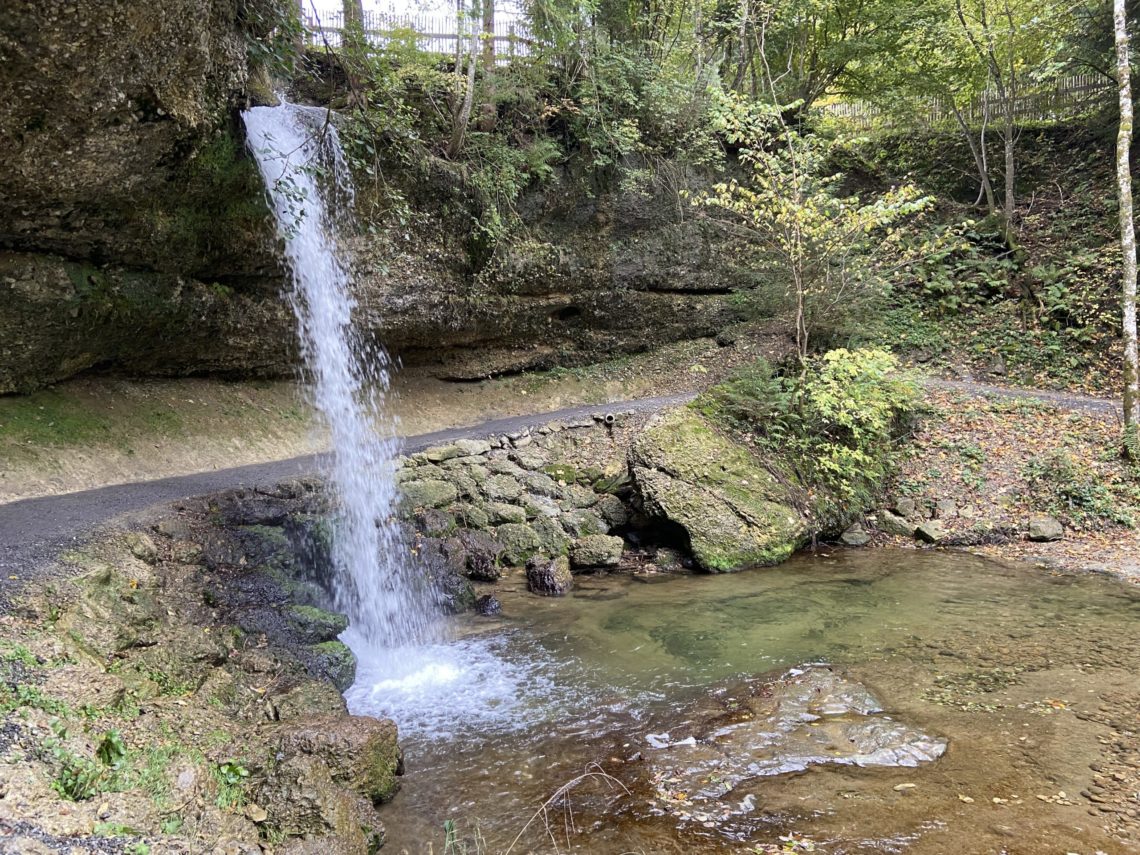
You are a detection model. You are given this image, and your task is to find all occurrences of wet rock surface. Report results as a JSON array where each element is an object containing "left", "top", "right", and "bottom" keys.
[
  {"left": 643, "top": 666, "right": 947, "bottom": 821},
  {"left": 0, "top": 485, "right": 402, "bottom": 854}
]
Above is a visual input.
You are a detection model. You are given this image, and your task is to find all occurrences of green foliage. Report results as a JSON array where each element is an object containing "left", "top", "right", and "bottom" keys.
[
  {"left": 900, "top": 220, "right": 1015, "bottom": 314},
  {"left": 697, "top": 349, "right": 918, "bottom": 515},
  {"left": 0, "top": 683, "right": 70, "bottom": 717},
  {"left": 0, "top": 643, "right": 39, "bottom": 667},
  {"left": 96, "top": 730, "right": 127, "bottom": 767},
  {"left": 696, "top": 92, "right": 933, "bottom": 357},
  {"left": 43, "top": 726, "right": 126, "bottom": 801},
  {"left": 1023, "top": 450, "right": 1135, "bottom": 527},
  {"left": 214, "top": 760, "right": 250, "bottom": 809},
  {"left": 242, "top": 0, "right": 304, "bottom": 79}
]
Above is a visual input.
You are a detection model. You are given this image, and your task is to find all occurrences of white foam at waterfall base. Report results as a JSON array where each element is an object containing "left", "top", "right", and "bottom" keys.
[
  {"left": 343, "top": 629, "right": 574, "bottom": 741},
  {"left": 242, "top": 102, "right": 436, "bottom": 650}
]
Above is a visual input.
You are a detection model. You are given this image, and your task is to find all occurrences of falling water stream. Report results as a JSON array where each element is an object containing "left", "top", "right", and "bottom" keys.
[
  {"left": 242, "top": 101, "right": 529, "bottom": 732},
  {"left": 242, "top": 102, "right": 434, "bottom": 650}
]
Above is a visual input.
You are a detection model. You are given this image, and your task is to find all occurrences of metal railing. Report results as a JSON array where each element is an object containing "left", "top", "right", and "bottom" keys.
[
  {"left": 821, "top": 73, "right": 1114, "bottom": 129},
  {"left": 302, "top": 9, "right": 535, "bottom": 61}
]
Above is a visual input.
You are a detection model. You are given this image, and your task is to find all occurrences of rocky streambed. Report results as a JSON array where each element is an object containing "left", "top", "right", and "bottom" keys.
[{"left": 2, "top": 404, "right": 1139, "bottom": 853}]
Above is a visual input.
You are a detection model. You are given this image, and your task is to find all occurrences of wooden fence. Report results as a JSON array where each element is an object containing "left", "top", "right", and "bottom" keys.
[
  {"left": 302, "top": 9, "right": 534, "bottom": 62},
  {"left": 821, "top": 73, "right": 1114, "bottom": 129}
]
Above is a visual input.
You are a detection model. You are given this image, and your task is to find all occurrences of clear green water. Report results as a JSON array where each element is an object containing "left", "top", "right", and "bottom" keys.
[{"left": 368, "top": 550, "right": 1140, "bottom": 854}]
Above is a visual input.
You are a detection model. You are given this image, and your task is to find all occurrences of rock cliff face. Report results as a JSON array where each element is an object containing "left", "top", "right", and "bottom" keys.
[
  {"left": 0, "top": 0, "right": 259, "bottom": 272},
  {"left": 0, "top": 1, "right": 748, "bottom": 393}
]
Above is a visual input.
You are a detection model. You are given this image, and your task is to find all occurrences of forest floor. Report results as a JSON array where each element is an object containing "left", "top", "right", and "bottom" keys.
[{"left": 874, "top": 382, "right": 1140, "bottom": 584}]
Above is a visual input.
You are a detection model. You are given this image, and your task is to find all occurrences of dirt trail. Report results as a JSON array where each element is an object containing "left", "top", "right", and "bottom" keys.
[{"left": 926, "top": 377, "right": 1120, "bottom": 416}]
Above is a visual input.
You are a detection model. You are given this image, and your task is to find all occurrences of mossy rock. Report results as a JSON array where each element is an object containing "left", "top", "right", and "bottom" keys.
[
  {"left": 287, "top": 605, "right": 349, "bottom": 644},
  {"left": 558, "top": 483, "right": 599, "bottom": 510},
  {"left": 543, "top": 463, "right": 579, "bottom": 484},
  {"left": 629, "top": 409, "right": 808, "bottom": 572},
  {"left": 451, "top": 503, "right": 491, "bottom": 529},
  {"left": 493, "top": 523, "right": 543, "bottom": 565},
  {"left": 482, "top": 473, "right": 524, "bottom": 502},
  {"left": 532, "top": 515, "right": 572, "bottom": 557},
  {"left": 414, "top": 508, "right": 458, "bottom": 537},
  {"left": 309, "top": 641, "right": 357, "bottom": 691},
  {"left": 486, "top": 502, "right": 527, "bottom": 524},
  {"left": 560, "top": 508, "right": 608, "bottom": 538},
  {"left": 400, "top": 479, "right": 459, "bottom": 510},
  {"left": 570, "top": 535, "right": 624, "bottom": 569}
]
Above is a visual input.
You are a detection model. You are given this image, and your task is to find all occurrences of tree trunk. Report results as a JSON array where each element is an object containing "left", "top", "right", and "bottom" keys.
[
  {"left": 1115, "top": 0, "right": 1140, "bottom": 443},
  {"left": 449, "top": 17, "right": 478, "bottom": 158},
  {"left": 341, "top": 0, "right": 366, "bottom": 106},
  {"left": 482, "top": 0, "right": 495, "bottom": 69},
  {"left": 342, "top": 0, "right": 363, "bottom": 26},
  {"left": 950, "top": 102, "right": 998, "bottom": 216},
  {"left": 478, "top": 0, "right": 497, "bottom": 132}
]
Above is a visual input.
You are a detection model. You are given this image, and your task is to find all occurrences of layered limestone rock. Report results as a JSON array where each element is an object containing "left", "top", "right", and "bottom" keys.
[{"left": 0, "top": 0, "right": 746, "bottom": 391}]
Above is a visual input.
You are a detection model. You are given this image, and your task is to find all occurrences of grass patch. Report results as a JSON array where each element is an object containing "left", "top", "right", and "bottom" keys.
[{"left": 0, "top": 390, "right": 116, "bottom": 447}]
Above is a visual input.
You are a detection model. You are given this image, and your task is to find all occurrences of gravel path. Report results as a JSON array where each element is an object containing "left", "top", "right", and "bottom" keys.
[
  {"left": 0, "top": 393, "right": 695, "bottom": 600},
  {"left": 926, "top": 377, "right": 1120, "bottom": 416}
]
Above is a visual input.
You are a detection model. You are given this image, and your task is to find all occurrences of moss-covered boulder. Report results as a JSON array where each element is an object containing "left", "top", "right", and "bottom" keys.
[
  {"left": 274, "top": 715, "right": 403, "bottom": 806},
  {"left": 287, "top": 605, "right": 349, "bottom": 644},
  {"left": 570, "top": 535, "right": 625, "bottom": 569},
  {"left": 493, "top": 522, "right": 543, "bottom": 565},
  {"left": 400, "top": 479, "right": 459, "bottom": 510},
  {"left": 629, "top": 409, "right": 807, "bottom": 572}
]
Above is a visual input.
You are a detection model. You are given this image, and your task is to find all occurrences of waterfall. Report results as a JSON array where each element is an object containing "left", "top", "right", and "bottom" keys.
[{"left": 242, "top": 102, "right": 436, "bottom": 651}]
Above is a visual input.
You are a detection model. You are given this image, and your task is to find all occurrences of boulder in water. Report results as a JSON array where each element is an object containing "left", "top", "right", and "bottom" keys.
[
  {"left": 526, "top": 555, "right": 573, "bottom": 596},
  {"left": 570, "top": 534, "right": 625, "bottom": 569},
  {"left": 475, "top": 594, "right": 502, "bottom": 615},
  {"left": 840, "top": 522, "right": 871, "bottom": 547},
  {"left": 643, "top": 666, "right": 947, "bottom": 817},
  {"left": 273, "top": 714, "right": 403, "bottom": 806}
]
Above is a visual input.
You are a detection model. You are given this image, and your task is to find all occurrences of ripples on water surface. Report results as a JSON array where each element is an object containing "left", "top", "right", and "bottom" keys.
[{"left": 345, "top": 550, "right": 1140, "bottom": 854}]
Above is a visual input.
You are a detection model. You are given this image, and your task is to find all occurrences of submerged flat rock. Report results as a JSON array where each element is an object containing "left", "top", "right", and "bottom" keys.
[{"left": 645, "top": 665, "right": 947, "bottom": 807}]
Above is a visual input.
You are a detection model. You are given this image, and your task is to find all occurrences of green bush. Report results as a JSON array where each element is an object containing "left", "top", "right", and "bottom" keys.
[
  {"left": 696, "top": 348, "right": 918, "bottom": 516},
  {"left": 1023, "top": 450, "right": 1134, "bottom": 527}
]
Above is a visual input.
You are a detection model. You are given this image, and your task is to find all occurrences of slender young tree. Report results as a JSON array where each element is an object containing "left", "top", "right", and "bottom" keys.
[
  {"left": 1115, "top": 0, "right": 1140, "bottom": 447},
  {"left": 342, "top": 0, "right": 364, "bottom": 27},
  {"left": 449, "top": 0, "right": 479, "bottom": 157}
]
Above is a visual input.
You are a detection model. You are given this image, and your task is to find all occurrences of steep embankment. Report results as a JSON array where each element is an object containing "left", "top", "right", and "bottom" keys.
[{"left": 0, "top": 1, "right": 747, "bottom": 393}]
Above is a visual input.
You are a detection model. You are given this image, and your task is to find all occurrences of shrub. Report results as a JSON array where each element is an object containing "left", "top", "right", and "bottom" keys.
[
  {"left": 1023, "top": 450, "right": 1134, "bottom": 527},
  {"left": 696, "top": 349, "right": 918, "bottom": 519}
]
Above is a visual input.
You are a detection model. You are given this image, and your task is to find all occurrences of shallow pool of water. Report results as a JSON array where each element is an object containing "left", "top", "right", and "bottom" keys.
[{"left": 346, "top": 550, "right": 1140, "bottom": 854}]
